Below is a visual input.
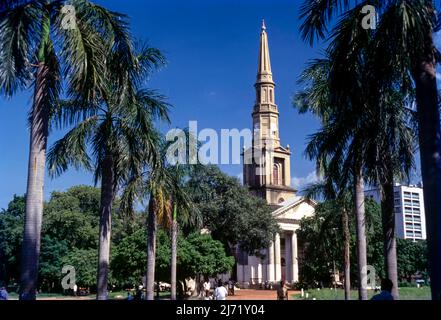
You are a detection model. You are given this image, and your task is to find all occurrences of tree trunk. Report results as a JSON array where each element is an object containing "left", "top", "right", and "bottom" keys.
[
  {"left": 146, "top": 196, "right": 157, "bottom": 300},
  {"left": 171, "top": 204, "right": 178, "bottom": 300},
  {"left": 342, "top": 206, "right": 351, "bottom": 300},
  {"left": 381, "top": 178, "right": 399, "bottom": 300},
  {"left": 412, "top": 29, "right": 441, "bottom": 301},
  {"left": 354, "top": 170, "right": 368, "bottom": 300},
  {"left": 96, "top": 154, "right": 114, "bottom": 300},
  {"left": 19, "top": 62, "right": 51, "bottom": 300}
]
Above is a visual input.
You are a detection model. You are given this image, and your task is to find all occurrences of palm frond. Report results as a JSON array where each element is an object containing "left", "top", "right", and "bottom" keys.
[
  {"left": 0, "top": 0, "right": 42, "bottom": 96},
  {"left": 47, "top": 115, "right": 97, "bottom": 177}
]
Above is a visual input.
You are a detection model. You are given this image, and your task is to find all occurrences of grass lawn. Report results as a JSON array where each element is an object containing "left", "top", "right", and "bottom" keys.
[
  {"left": 292, "top": 287, "right": 431, "bottom": 300},
  {"left": 8, "top": 290, "right": 171, "bottom": 300}
]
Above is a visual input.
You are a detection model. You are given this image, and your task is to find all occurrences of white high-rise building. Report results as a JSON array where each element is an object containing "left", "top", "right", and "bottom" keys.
[{"left": 365, "top": 184, "right": 426, "bottom": 241}]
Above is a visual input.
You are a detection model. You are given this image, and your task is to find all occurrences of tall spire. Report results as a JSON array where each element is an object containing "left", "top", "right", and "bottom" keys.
[
  {"left": 253, "top": 20, "right": 279, "bottom": 149},
  {"left": 257, "top": 19, "right": 273, "bottom": 84}
]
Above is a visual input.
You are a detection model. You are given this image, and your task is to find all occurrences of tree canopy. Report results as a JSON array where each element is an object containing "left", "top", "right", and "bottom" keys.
[{"left": 185, "top": 165, "right": 279, "bottom": 255}]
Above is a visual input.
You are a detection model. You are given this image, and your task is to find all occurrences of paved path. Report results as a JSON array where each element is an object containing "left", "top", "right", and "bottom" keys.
[{"left": 227, "top": 289, "right": 299, "bottom": 300}]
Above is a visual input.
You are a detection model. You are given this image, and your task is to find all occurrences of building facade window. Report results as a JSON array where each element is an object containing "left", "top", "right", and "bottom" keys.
[{"left": 273, "top": 164, "right": 280, "bottom": 185}]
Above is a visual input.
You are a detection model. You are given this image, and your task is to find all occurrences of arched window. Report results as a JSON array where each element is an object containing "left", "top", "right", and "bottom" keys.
[
  {"left": 273, "top": 164, "right": 279, "bottom": 185},
  {"left": 270, "top": 89, "right": 273, "bottom": 102}
]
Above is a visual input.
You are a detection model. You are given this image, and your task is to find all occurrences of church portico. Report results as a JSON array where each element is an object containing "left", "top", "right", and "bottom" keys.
[
  {"left": 237, "top": 21, "right": 315, "bottom": 287},
  {"left": 238, "top": 229, "right": 301, "bottom": 285}
]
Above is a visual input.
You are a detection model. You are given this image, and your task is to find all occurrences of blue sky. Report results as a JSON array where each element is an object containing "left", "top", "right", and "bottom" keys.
[{"left": 1, "top": 0, "right": 422, "bottom": 209}]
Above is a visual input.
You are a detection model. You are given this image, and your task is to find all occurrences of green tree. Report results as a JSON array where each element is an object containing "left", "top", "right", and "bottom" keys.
[
  {"left": 298, "top": 199, "right": 384, "bottom": 289},
  {"left": 38, "top": 235, "right": 68, "bottom": 292},
  {"left": 47, "top": 40, "right": 169, "bottom": 299},
  {"left": 121, "top": 141, "right": 190, "bottom": 300},
  {"left": 296, "top": 8, "right": 416, "bottom": 298},
  {"left": 178, "top": 233, "right": 235, "bottom": 279},
  {"left": 397, "top": 239, "right": 428, "bottom": 282},
  {"left": 62, "top": 248, "right": 98, "bottom": 289},
  {"left": 0, "top": 195, "right": 25, "bottom": 286},
  {"left": 0, "top": 0, "right": 131, "bottom": 300},
  {"left": 186, "top": 165, "right": 279, "bottom": 257},
  {"left": 299, "top": 0, "right": 441, "bottom": 301},
  {"left": 111, "top": 227, "right": 146, "bottom": 288},
  {"left": 303, "top": 173, "right": 353, "bottom": 300},
  {"left": 40, "top": 186, "right": 124, "bottom": 292},
  {"left": 43, "top": 188, "right": 100, "bottom": 250}
]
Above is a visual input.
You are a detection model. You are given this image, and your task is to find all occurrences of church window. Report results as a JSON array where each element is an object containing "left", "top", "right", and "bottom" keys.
[
  {"left": 270, "top": 89, "right": 273, "bottom": 102},
  {"left": 273, "top": 158, "right": 285, "bottom": 185},
  {"left": 263, "top": 88, "right": 267, "bottom": 102},
  {"left": 278, "top": 198, "right": 285, "bottom": 204},
  {"left": 273, "top": 163, "right": 280, "bottom": 185}
]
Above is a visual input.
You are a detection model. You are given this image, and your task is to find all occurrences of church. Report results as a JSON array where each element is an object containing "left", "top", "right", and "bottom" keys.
[{"left": 237, "top": 21, "right": 316, "bottom": 286}]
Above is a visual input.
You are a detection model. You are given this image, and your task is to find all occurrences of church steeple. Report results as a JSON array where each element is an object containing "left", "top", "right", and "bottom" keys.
[
  {"left": 243, "top": 21, "right": 296, "bottom": 206},
  {"left": 257, "top": 20, "right": 273, "bottom": 85},
  {"left": 253, "top": 21, "right": 279, "bottom": 148}
]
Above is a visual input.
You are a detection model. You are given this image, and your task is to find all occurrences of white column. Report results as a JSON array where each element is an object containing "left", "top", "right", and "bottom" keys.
[
  {"left": 285, "top": 233, "right": 293, "bottom": 282},
  {"left": 262, "top": 258, "right": 268, "bottom": 282},
  {"left": 275, "top": 233, "right": 282, "bottom": 281},
  {"left": 257, "top": 260, "right": 263, "bottom": 284},
  {"left": 237, "top": 264, "right": 244, "bottom": 283},
  {"left": 267, "top": 243, "right": 275, "bottom": 281},
  {"left": 292, "top": 231, "right": 299, "bottom": 282},
  {"left": 250, "top": 259, "right": 255, "bottom": 284}
]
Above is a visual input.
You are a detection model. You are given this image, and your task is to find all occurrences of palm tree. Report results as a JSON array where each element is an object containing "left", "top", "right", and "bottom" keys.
[
  {"left": 123, "top": 158, "right": 174, "bottom": 301},
  {"left": 299, "top": 2, "right": 419, "bottom": 299},
  {"left": 47, "top": 42, "right": 169, "bottom": 300},
  {"left": 364, "top": 86, "right": 416, "bottom": 299},
  {"left": 299, "top": 0, "right": 441, "bottom": 300},
  {"left": 303, "top": 173, "right": 353, "bottom": 300},
  {"left": 0, "top": 0, "right": 134, "bottom": 300},
  {"left": 295, "top": 36, "right": 372, "bottom": 298},
  {"left": 122, "top": 141, "right": 193, "bottom": 301},
  {"left": 168, "top": 166, "right": 193, "bottom": 300}
]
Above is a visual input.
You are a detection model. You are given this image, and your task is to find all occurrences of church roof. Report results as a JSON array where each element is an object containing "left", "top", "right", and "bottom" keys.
[{"left": 272, "top": 195, "right": 317, "bottom": 218}]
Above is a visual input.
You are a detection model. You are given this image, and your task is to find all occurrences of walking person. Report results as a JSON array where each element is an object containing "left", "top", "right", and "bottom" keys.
[
  {"left": 228, "top": 279, "right": 235, "bottom": 296},
  {"left": 203, "top": 279, "right": 211, "bottom": 300},
  {"left": 277, "top": 280, "right": 288, "bottom": 300}
]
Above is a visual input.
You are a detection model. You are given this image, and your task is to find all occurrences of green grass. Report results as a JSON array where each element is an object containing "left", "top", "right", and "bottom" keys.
[
  {"left": 8, "top": 290, "right": 171, "bottom": 300},
  {"left": 292, "top": 287, "right": 431, "bottom": 300}
]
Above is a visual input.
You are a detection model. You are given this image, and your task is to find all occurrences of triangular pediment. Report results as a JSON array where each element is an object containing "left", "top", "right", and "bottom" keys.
[{"left": 272, "top": 196, "right": 316, "bottom": 221}]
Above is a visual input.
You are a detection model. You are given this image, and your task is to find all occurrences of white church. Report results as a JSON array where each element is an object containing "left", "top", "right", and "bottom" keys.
[{"left": 237, "top": 21, "right": 316, "bottom": 286}]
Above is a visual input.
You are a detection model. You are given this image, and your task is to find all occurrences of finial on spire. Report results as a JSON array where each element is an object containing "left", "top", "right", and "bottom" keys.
[{"left": 261, "top": 19, "right": 266, "bottom": 31}]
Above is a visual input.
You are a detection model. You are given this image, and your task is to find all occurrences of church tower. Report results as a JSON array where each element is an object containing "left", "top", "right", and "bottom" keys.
[{"left": 243, "top": 21, "right": 296, "bottom": 207}]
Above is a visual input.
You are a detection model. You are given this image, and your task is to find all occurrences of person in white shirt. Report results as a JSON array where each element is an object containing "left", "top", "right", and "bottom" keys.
[
  {"left": 203, "top": 280, "right": 211, "bottom": 299},
  {"left": 214, "top": 281, "right": 228, "bottom": 300}
]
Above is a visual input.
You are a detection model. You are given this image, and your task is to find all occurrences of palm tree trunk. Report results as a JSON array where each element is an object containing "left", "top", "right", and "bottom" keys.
[
  {"left": 19, "top": 62, "right": 50, "bottom": 300},
  {"left": 146, "top": 196, "right": 157, "bottom": 300},
  {"left": 381, "top": 178, "right": 399, "bottom": 300},
  {"left": 354, "top": 170, "right": 368, "bottom": 300},
  {"left": 342, "top": 206, "right": 351, "bottom": 300},
  {"left": 96, "top": 154, "right": 114, "bottom": 300},
  {"left": 171, "top": 204, "right": 178, "bottom": 300},
  {"left": 412, "top": 29, "right": 441, "bottom": 300}
]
